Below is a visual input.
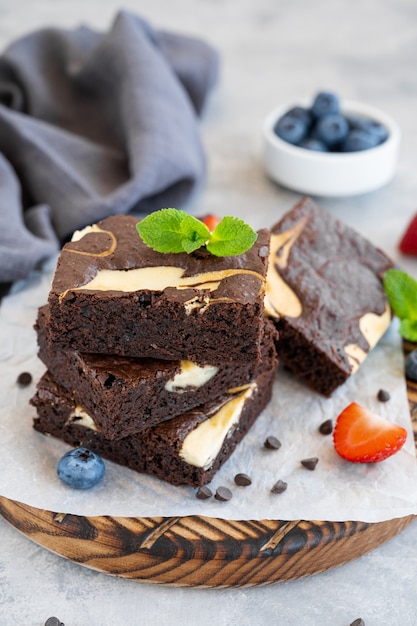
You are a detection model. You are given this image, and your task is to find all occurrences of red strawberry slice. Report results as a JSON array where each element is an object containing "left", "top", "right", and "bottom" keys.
[
  {"left": 333, "top": 402, "right": 407, "bottom": 463},
  {"left": 399, "top": 213, "right": 417, "bottom": 255},
  {"left": 202, "top": 214, "right": 221, "bottom": 232}
]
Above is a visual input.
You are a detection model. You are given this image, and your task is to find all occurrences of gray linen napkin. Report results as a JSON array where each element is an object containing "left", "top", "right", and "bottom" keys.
[{"left": 0, "top": 10, "right": 219, "bottom": 283}]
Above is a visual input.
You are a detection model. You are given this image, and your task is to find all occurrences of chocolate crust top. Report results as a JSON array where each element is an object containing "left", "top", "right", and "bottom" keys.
[{"left": 50, "top": 215, "right": 270, "bottom": 304}]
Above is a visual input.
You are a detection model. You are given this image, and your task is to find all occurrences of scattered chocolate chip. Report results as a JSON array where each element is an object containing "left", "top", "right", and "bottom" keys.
[
  {"left": 16, "top": 371, "right": 32, "bottom": 387},
  {"left": 377, "top": 388, "right": 390, "bottom": 403},
  {"left": 271, "top": 479, "right": 288, "bottom": 494},
  {"left": 215, "top": 486, "right": 232, "bottom": 502},
  {"left": 264, "top": 435, "right": 281, "bottom": 450},
  {"left": 45, "top": 618, "right": 65, "bottom": 626},
  {"left": 301, "top": 457, "right": 319, "bottom": 471},
  {"left": 196, "top": 485, "right": 212, "bottom": 500},
  {"left": 234, "top": 473, "right": 252, "bottom": 486},
  {"left": 349, "top": 619, "right": 365, "bottom": 626},
  {"left": 318, "top": 419, "right": 333, "bottom": 435}
]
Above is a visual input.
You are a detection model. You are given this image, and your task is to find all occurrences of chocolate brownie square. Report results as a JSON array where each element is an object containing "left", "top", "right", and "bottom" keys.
[
  {"left": 32, "top": 365, "right": 276, "bottom": 487},
  {"left": 36, "top": 305, "right": 278, "bottom": 440},
  {"left": 265, "top": 197, "right": 394, "bottom": 396},
  {"left": 47, "top": 215, "right": 270, "bottom": 364}
]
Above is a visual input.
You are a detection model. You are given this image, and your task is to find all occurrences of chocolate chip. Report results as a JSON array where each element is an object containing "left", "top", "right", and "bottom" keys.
[
  {"left": 138, "top": 293, "right": 152, "bottom": 308},
  {"left": 264, "top": 435, "right": 281, "bottom": 450},
  {"left": 195, "top": 485, "right": 212, "bottom": 500},
  {"left": 301, "top": 457, "right": 319, "bottom": 471},
  {"left": 377, "top": 388, "right": 390, "bottom": 402},
  {"left": 17, "top": 371, "right": 32, "bottom": 387},
  {"left": 45, "top": 618, "right": 65, "bottom": 626},
  {"left": 214, "top": 486, "right": 232, "bottom": 502},
  {"left": 104, "top": 374, "right": 116, "bottom": 389},
  {"left": 234, "top": 473, "right": 252, "bottom": 486},
  {"left": 349, "top": 619, "right": 365, "bottom": 626},
  {"left": 318, "top": 419, "right": 333, "bottom": 435},
  {"left": 271, "top": 479, "right": 288, "bottom": 494}
]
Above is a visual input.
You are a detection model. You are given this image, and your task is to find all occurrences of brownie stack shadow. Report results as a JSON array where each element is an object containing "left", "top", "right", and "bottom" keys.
[{"left": 31, "top": 215, "right": 278, "bottom": 488}]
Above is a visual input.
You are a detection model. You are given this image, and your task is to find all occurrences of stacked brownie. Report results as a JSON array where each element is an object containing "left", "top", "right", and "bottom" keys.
[
  {"left": 32, "top": 215, "right": 278, "bottom": 487},
  {"left": 31, "top": 198, "right": 393, "bottom": 490}
]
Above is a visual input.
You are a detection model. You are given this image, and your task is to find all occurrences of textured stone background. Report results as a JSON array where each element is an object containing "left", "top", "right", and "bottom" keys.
[{"left": 1, "top": 0, "right": 417, "bottom": 624}]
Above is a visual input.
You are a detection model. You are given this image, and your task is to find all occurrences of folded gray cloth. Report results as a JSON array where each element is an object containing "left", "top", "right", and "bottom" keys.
[{"left": 0, "top": 10, "right": 219, "bottom": 282}]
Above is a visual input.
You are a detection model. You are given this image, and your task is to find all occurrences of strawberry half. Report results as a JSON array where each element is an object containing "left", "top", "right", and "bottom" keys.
[
  {"left": 399, "top": 213, "right": 417, "bottom": 255},
  {"left": 202, "top": 214, "right": 221, "bottom": 232},
  {"left": 333, "top": 402, "right": 407, "bottom": 463}
]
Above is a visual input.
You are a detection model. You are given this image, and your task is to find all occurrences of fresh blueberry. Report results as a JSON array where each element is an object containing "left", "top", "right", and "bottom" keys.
[
  {"left": 347, "top": 115, "right": 388, "bottom": 145},
  {"left": 342, "top": 129, "right": 380, "bottom": 152},
  {"left": 274, "top": 113, "right": 308, "bottom": 145},
  {"left": 311, "top": 91, "right": 340, "bottom": 118},
  {"left": 363, "top": 120, "right": 388, "bottom": 144},
  {"left": 298, "top": 137, "right": 328, "bottom": 152},
  {"left": 315, "top": 114, "right": 349, "bottom": 148},
  {"left": 285, "top": 106, "right": 312, "bottom": 127},
  {"left": 405, "top": 350, "right": 417, "bottom": 381},
  {"left": 57, "top": 447, "right": 105, "bottom": 489}
]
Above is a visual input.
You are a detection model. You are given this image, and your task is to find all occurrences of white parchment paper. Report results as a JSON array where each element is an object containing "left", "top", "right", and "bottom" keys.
[{"left": 1, "top": 260, "right": 417, "bottom": 522}]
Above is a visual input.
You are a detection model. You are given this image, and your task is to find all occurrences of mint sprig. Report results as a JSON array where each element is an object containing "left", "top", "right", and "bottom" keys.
[
  {"left": 383, "top": 268, "right": 417, "bottom": 341},
  {"left": 206, "top": 216, "right": 257, "bottom": 256},
  {"left": 136, "top": 209, "right": 257, "bottom": 257}
]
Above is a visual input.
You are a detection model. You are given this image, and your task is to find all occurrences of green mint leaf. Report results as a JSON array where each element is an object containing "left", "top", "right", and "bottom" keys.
[
  {"left": 180, "top": 215, "right": 210, "bottom": 253},
  {"left": 399, "top": 318, "right": 417, "bottom": 342},
  {"left": 206, "top": 216, "right": 257, "bottom": 256},
  {"left": 136, "top": 208, "right": 189, "bottom": 253},
  {"left": 383, "top": 268, "right": 417, "bottom": 321},
  {"left": 383, "top": 268, "right": 417, "bottom": 341},
  {"left": 137, "top": 209, "right": 257, "bottom": 257},
  {"left": 136, "top": 209, "right": 210, "bottom": 254}
]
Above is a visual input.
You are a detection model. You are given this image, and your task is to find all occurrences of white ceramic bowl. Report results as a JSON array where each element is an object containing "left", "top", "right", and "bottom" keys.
[{"left": 262, "top": 100, "right": 401, "bottom": 197}]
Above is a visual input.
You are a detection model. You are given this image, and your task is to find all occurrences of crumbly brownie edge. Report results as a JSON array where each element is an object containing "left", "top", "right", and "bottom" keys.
[
  {"left": 36, "top": 305, "right": 278, "bottom": 439},
  {"left": 47, "top": 293, "right": 265, "bottom": 364},
  {"left": 274, "top": 319, "right": 349, "bottom": 397},
  {"left": 32, "top": 366, "right": 276, "bottom": 488}
]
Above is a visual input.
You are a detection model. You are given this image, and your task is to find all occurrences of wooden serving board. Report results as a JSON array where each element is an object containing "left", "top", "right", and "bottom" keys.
[{"left": 1, "top": 343, "right": 417, "bottom": 588}]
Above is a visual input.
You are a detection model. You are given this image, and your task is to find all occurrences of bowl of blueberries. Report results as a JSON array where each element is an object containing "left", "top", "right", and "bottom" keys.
[{"left": 262, "top": 91, "right": 400, "bottom": 197}]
